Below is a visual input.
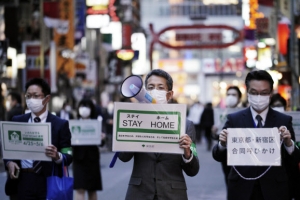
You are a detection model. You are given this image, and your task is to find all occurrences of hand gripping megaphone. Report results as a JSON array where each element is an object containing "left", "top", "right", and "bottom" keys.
[
  {"left": 120, "top": 75, "right": 156, "bottom": 103},
  {"left": 110, "top": 75, "right": 156, "bottom": 168}
]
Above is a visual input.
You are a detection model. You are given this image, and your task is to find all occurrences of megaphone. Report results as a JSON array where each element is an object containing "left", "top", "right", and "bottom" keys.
[{"left": 120, "top": 75, "right": 156, "bottom": 103}]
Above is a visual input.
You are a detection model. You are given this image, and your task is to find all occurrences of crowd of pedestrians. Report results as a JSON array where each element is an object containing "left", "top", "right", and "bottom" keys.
[{"left": 1, "top": 69, "right": 300, "bottom": 200}]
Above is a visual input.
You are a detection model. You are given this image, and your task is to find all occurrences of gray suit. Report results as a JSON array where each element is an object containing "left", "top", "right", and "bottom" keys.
[{"left": 118, "top": 119, "right": 199, "bottom": 200}]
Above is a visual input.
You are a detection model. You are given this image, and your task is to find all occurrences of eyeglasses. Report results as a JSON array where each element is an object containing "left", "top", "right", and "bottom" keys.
[
  {"left": 248, "top": 91, "right": 271, "bottom": 96},
  {"left": 25, "top": 94, "right": 44, "bottom": 99}
]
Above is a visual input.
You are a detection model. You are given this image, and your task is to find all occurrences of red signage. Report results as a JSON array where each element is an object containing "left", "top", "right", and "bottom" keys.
[
  {"left": 149, "top": 24, "right": 243, "bottom": 49},
  {"left": 24, "top": 43, "right": 51, "bottom": 84},
  {"left": 122, "top": 24, "right": 132, "bottom": 49},
  {"left": 149, "top": 23, "right": 243, "bottom": 69}
]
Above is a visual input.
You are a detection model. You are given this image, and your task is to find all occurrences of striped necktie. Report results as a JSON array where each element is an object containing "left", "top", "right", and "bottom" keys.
[{"left": 33, "top": 117, "right": 42, "bottom": 173}]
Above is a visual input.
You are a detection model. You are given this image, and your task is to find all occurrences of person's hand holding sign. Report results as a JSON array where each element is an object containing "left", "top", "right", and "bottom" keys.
[
  {"left": 219, "top": 129, "right": 228, "bottom": 147},
  {"left": 179, "top": 134, "right": 192, "bottom": 159},
  {"left": 279, "top": 126, "right": 293, "bottom": 147},
  {"left": 7, "top": 161, "right": 20, "bottom": 179},
  {"left": 45, "top": 145, "right": 60, "bottom": 161}
]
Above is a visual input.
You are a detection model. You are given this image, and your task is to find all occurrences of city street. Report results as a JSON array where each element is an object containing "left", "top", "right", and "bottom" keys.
[{"left": 0, "top": 141, "right": 227, "bottom": 200}]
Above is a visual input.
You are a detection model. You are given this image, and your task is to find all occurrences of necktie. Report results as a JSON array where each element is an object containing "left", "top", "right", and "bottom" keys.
[
  {"left": 255, "top": 115, "right": 263, "bottom": 128},
  {"left": 33, "top": 116, "right": 42, "bottom": 173},
  {"left": 34, "top": 117, "right": 41, "bottom": 123}
]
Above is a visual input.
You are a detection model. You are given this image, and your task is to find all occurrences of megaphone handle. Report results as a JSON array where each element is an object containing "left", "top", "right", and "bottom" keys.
[{"left": 109, "top": 152, "right": 119, "bottom": 168}]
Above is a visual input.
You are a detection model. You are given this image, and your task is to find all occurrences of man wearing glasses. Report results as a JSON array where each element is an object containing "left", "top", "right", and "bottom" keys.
[
  {"left": 213, "top": 70, "right": 300, "bottom": 200},
  {"left": 4, "top": 78, "right": 73, "bottom": 199}
]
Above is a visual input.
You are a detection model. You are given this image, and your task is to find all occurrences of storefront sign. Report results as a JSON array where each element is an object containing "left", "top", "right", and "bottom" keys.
[
  {"left": 54, "top": 0, "right": 75, "bottom": 78},
  {"left": 22, "top": 42, "right": 51, "bottom": 84},
  {"left": 202, "top": 57, "right": 244, "bottom": 73},
  {"left": 150, "top": 24, "right": 243, "bottom": 49}
]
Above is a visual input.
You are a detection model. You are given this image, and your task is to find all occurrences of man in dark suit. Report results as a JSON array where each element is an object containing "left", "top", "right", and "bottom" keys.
[
  {"left": 4, "top": 78, "right": 73, "bottom": 199},
  {"left": 56, "top": 101, "right": 74, "bottom": 120},
  {"left": 6, "top": 92, "right": 23, "bottom": 121},
  {"left": 118, "top": 69, "right": 199, "bottom": 200},
  {"left": 212, "top": 70, "right": 300, "bottom": 200}
]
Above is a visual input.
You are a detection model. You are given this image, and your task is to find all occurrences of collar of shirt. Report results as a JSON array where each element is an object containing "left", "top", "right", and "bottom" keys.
[
  {"left": 29, "top": 110, "right": 48, "bottom": 123},
  {"left": 250, "top": 106, "right": 269, "bottom": 126}
]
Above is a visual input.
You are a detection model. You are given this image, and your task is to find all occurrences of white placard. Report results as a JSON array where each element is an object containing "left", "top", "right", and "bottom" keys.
[
  {"left": 0, "top": 122, "right": 52, "bottom": 161},
  {"left": 227, "top": 128, "right": 281, "bottom": 166},
  {"left": 69, "top": 119, "right": 102, "bottom": 145},
  {"left": 113, "top": 102, "right": 186, "bottom": 154}
]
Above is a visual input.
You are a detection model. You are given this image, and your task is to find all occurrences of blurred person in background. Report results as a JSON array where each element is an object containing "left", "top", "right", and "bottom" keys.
[
  {"left": 270, "top": 93, "right": 300, "bottom": 200},
  {"left": 0, "top": 86, "right": 6, "bottom": 120},
  {"left": 103, "top": 101, "right": 114, "bottom": 151},
  {"left": 270, "top": 93, "right": 287, "bottom": 112},
  {"left": 6, "top": 92, "right": 23, "bottom": 121},
  {"left": 56, "top": 101, "right": 74, "bottom": 120},
  {"left": 4, "top": 92, "right": 24, "bottom": 200},
  {"left": 215, "top": 86, "right": 242, "bottom": 189},
  {"left": 187, "top": 101, "right": 204, "bottom": 144},
  {"left": 200, "top": 102, "right": 214, "bottom": 151},
  {"left": 72, "top": 98, "right": 102, "bottom": 200},
  {"left": 225, "top": 86, "right": 242, "bottom": 109}
]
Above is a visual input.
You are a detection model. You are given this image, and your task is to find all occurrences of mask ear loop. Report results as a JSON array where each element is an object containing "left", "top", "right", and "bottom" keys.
[{"left": 166, "top": 91, "right": 172, "bottom": 103}]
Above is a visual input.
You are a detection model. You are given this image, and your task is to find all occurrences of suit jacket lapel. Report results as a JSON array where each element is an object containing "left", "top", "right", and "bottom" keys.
[
  {"left": 242, "top": 107, "right": 256, "bottom": 128},
  {"left": 19, "top": 113, "right": 31, "bottom": 122},
  {"left": 264, "top": 108, "right": 276, "bottom": 128}
]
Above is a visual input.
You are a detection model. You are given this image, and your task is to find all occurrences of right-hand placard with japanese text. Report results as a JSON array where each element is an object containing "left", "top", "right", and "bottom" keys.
[{"left": 227, "top": 128, "right": 281, "bottom": 166}]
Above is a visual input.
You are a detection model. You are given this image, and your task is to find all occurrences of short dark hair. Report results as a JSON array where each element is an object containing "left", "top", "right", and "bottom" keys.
[
  {"left": 227, "top": 86, "right": 242, "bottom": 99},
  {"left": 270, "top": 93, "right": 287, "bottom": 109},
  {"left": 77, "top": 98, "right": 97, "bottom": 119},
  {"left": 25, "top": 78, "right": 51, "bottom": 96},
  {"left": 8, "top": 92, "right": 22, "bottom": 104},
  {"left": 145, "top": 69, "right": 173, "bottom": 91},
  {"left": 245, "top": 70, "right": 274, "bottom": 92}
]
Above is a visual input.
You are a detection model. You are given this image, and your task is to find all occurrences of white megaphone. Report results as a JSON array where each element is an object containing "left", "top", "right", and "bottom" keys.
[{"left": 120, "top": 75, "right": 156, "bottom": 103}]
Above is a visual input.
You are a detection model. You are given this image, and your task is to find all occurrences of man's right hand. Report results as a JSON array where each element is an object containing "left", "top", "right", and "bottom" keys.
[
  {"left": 7, "top": 161, "right": 20, "bottom": 179},
  {"left": 219, "top": 129, "right": 228, "bottom": 147}
]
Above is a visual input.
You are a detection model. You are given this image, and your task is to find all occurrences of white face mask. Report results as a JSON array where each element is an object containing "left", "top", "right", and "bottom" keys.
[
  {"left": 79, "top": 107, "right": 91, "bottom": 118},
  {"left": 272, "top": 106, "right": 285, "bottom": 113},
  {"left": 65, "top": 105, "right": 72, "bottom": 112},
  {"left": 225, "top": 95, "right": 238, "bottom": 108},
  {"left": 6, "top": 101, "right": 11, "bottom": 111},
  {"left": 248, "top": 94, "right": 270, "bottom": 112},
  {"left": 149, "top": 89, "right": 168, "bottom": 104},
  {"left": 107, "top": 103, "right": 114, "bottom": 115},
  {"left": 26, "top": 98, "right": 45, "bottom": 113}
]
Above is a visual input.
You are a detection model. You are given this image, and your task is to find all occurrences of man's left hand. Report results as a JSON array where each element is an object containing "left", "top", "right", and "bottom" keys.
[
  {"left": 45, "top": 145, "right": 60, "bottom": 161},
  {"left": 279, "top": 126, "right": 293, "bottom": 147},
  {"left": 179, "top": 134, "right": 192, "bottom": 159}
]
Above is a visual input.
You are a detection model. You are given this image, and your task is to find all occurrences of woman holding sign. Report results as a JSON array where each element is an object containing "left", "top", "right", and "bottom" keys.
[{"left": 72, "top": 98, "right": 103, "bottom": 200}]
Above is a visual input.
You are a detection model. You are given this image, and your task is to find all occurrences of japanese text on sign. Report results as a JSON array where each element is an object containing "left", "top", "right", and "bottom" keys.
[{"left": 227, "top": 128, "right": 281, "bottom": 166}]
